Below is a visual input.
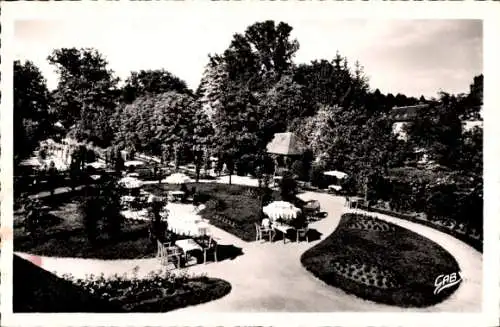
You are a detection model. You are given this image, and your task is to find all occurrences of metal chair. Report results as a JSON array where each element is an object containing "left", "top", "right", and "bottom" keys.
[
  {"left": 157, "top": 240, "right": 181, "bottom": 267},
  {"left": 198, "top": 236, "right": 218, "bottom": 264},
  {"left": 255, "top": 223, "right": 273, "bottom": 242},
  {"left": 296, "top": 227, "right": 309, "bottom": 243}
]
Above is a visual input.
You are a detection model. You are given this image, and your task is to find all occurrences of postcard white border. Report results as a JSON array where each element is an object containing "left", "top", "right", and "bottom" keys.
[{"left": 2, "top": 1, "right": 499, "bottom": 326}]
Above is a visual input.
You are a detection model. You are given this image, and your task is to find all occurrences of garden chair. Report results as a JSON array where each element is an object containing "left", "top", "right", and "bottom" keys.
[
  {"left": 296, "top": 226, "right": 309, "bottom": 243},
  {"left": 157, "top": 240, "right": 182, "bottom": 267},
  {"left": 197, "top": 236, "right": 218, "bottom": 264},
  {"left": 255, "top": 223, "right": 272, "bottom": 242}
]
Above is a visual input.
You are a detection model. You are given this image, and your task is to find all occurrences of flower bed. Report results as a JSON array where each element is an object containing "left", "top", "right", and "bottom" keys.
[
  {"left": 64, "top": 270, "right": 231, "bottom": 312},
  {"left": 358, "top": 205, "right": 482, "bottom": 252},
  {"left": 345, "top": 214, "right": 396, "bottom": 232},
  {"left": 13, "top": 255, "right": 231, "bottom": 312},
  {"left": 301, "top": 213, "right": 461, "bottom": 307},
  {"left": 331, "top": 259, "right": 400, "bottom": 289}
]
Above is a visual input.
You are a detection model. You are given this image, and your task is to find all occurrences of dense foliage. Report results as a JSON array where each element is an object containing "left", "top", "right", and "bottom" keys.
[{"left": 14, "top": 60, "right": 53, "bottom": 162}]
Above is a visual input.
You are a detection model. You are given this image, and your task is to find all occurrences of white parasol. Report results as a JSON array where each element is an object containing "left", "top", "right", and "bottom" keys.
[
  {"left": 164, "top": 173, "right": 193, "bottom": 184},
  {"left": 86, "top": 161, "right": 107, "bottom": 170},
  {"left": 118, "top": 176, "right": 143, "bottom": 189},
  {"left": 263, "top": 201, "right": 301, "bottom": 221},
  {"left": 323, "top": 170, "right": 348, "bottom": 179},
  {"left": 124, "top": 160, "right": 145, "bottom": 168}
]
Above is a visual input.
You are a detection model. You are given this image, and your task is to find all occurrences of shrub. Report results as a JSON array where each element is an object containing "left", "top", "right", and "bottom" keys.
[
  {"left": 280, "top": 171, "right": 297, "bottom": 202},
  {"left": 309, "top": 164, "right": 325, "bottom": 187},
  {"left": 291, "top": 160, "right": 306, "bottom": 181},
  {"left": 81, "top": 196, "right": 100, "bottom": 244}
]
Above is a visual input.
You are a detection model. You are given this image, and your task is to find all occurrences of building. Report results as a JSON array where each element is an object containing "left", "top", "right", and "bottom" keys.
[{"left": 390, "top": 104, "right": 430, "bottom": 141}]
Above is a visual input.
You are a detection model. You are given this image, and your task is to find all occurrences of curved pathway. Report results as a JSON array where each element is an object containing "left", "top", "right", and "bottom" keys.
[{"left": 16, "top": 176, "right": 482, "bottom": 312}]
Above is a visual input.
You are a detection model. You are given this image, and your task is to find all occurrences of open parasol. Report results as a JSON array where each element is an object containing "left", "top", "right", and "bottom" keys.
[
  {"left": 164, "top": 173, "right": 193, "bottom": 184},
  {"left": 118, "top": 176, "right": 143, "bottom": 189},
  {"left": 263, "top": 201, "right": 301, "bottom": 221}
]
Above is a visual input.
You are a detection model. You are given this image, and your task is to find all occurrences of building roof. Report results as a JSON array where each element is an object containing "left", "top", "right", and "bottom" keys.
[
  {"left": 391, "top": 104, "right": 429, "bottom": 122},
  {"left": 266, "top": 132, "right": 304, "bottom": 155}
]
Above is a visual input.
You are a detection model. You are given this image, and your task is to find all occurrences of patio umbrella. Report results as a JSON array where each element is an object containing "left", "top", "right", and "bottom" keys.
[
  {"left": 124, "top": 160, "right": 145, "bottom": 168},
  {"left": 86, "top": 161, "right": 107, "bottom": 170},
  {"left": 118, "top": 176, "right": 143, "bottom": 189},
  {"left": 164, "top": 173, "right": 193, "bottom": 184},
  {"left": 323, "top": 170, "right": 348, "bottom": 179},
  {"left": 263, "top": 201, "right": 301, "bottom": 221}
]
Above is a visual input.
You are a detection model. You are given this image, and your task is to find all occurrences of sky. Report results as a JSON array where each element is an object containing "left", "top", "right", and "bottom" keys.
[{"left": 14, "top": 18, "right": 482, "bottom": 98}]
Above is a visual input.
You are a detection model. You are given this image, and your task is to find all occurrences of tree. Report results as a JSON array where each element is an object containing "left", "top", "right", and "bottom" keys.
[
  {"left": 211, "top": 86, "right": 261, "bottom": 184},
  {"left": 114, "top": 149, "right": 125, "bottom": 174},
  {"left": 47, "top": 161, "right": 58, "bottom": 195},
  {"left": 198, "top": 21, "right": 305, "bottom": 173},
  {"left": 99, "top": 178, "right": 123, "bottom": 239},
  {"left": 258, "top": 74, "right": 316, "bottom": 138},
  {"left": 197, "top": 55, "right": 230, "bottom": 125},
  {"left": 114, "top": 90, "right": 214, "bottom": 170},
  {"left": 14, "top": 60, "right": 53, "bottom": 162},
  {"left": 457, "top": 126, "right": 482, "bottom": 175},
  {"left": 48, "top": 48, "right": 119, "bottom": 147},
  {"left": 462, "top": 74, "right": 483, "bottom": 120},
  {"left": 280, "top": 170, "right": 297, "bottom": 202},
  {"left": 404, "top": 93, "right": 463, "bottom": 168},
  {"left": 122, "top": 69, "right": 191, "bottom": 104},
  {"left": 81, "top": 196, "right": 100, "bottom": 244}
]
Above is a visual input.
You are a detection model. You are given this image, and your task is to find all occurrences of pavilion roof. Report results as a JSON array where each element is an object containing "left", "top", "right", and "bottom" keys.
[{"left": 266, "top": 132, "right": 304, "bottom": 156}]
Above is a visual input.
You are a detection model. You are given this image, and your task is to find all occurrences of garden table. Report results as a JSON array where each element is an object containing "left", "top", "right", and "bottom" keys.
[
  {"left": 175, "top": 238, "right": 203, "bottom": 262},
  {"left": 121, "top": 209, "right": 150, "bottom": 221},
  {"left": 121, "top": 195, "right": 136, "bottom": 203},
  {"left": 168, "top": 191, "right": 185, "bottom": 202},
  {"left": 272, "top": 223, "right": 292, "bottom": 243}
]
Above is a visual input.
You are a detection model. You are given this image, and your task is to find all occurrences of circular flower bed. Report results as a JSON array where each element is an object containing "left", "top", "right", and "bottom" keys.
[{"left": 301, "top": 213, "right": 461, "bottom": 307}]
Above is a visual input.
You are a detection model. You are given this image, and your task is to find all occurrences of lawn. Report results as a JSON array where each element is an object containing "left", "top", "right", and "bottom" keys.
[
  {"left": 143, "top": 182, "right": 289, "bottom": 242},
  {"left": 13, "top": 255, "right": 231, "bottom": 312},
  {"left": 14, "top": 192, "right": 157, "bottom": 259},
  {"left": 301, "top": 213, "right": 461, "bottom": 307},
  {"left": 15, "top": 186, "right": 244, "bottom": 260}
]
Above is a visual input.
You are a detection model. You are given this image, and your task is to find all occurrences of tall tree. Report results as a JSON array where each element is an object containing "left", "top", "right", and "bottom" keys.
[
  {"left": 197, "top": 20, "right": 303, "bottom": 171},
  {"left": 122, "top": 69, "right": 191, "bottom": 104},
  {"left": 222, "top": 20, "right": 299, "bottom": 91},
  {"left": 197, "top": 55, "right": 230, "bottom": 124},
  {"left": 48, "top": 48, "right": 119, "bottom": 146},
  {"left": 115, "top": 91, "right": 209, "bottom": 163},
  {"left": 404, "top": 92, "right": 464, "bottom": 167},
  {"left": 14, "top": 60, "right": 53, "bottom": 161},
  {"left": 211, "top": 86, "right": 261, "bottom": 184}
]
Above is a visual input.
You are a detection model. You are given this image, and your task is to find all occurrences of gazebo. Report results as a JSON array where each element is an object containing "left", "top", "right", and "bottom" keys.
[{"left": 266, "top": 132, "right": 304, "bottom": 179}]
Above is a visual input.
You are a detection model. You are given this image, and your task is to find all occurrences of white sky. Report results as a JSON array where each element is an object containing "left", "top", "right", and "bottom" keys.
[{"left": 14, "top": 18, "right": 482, "bottom": 98}]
